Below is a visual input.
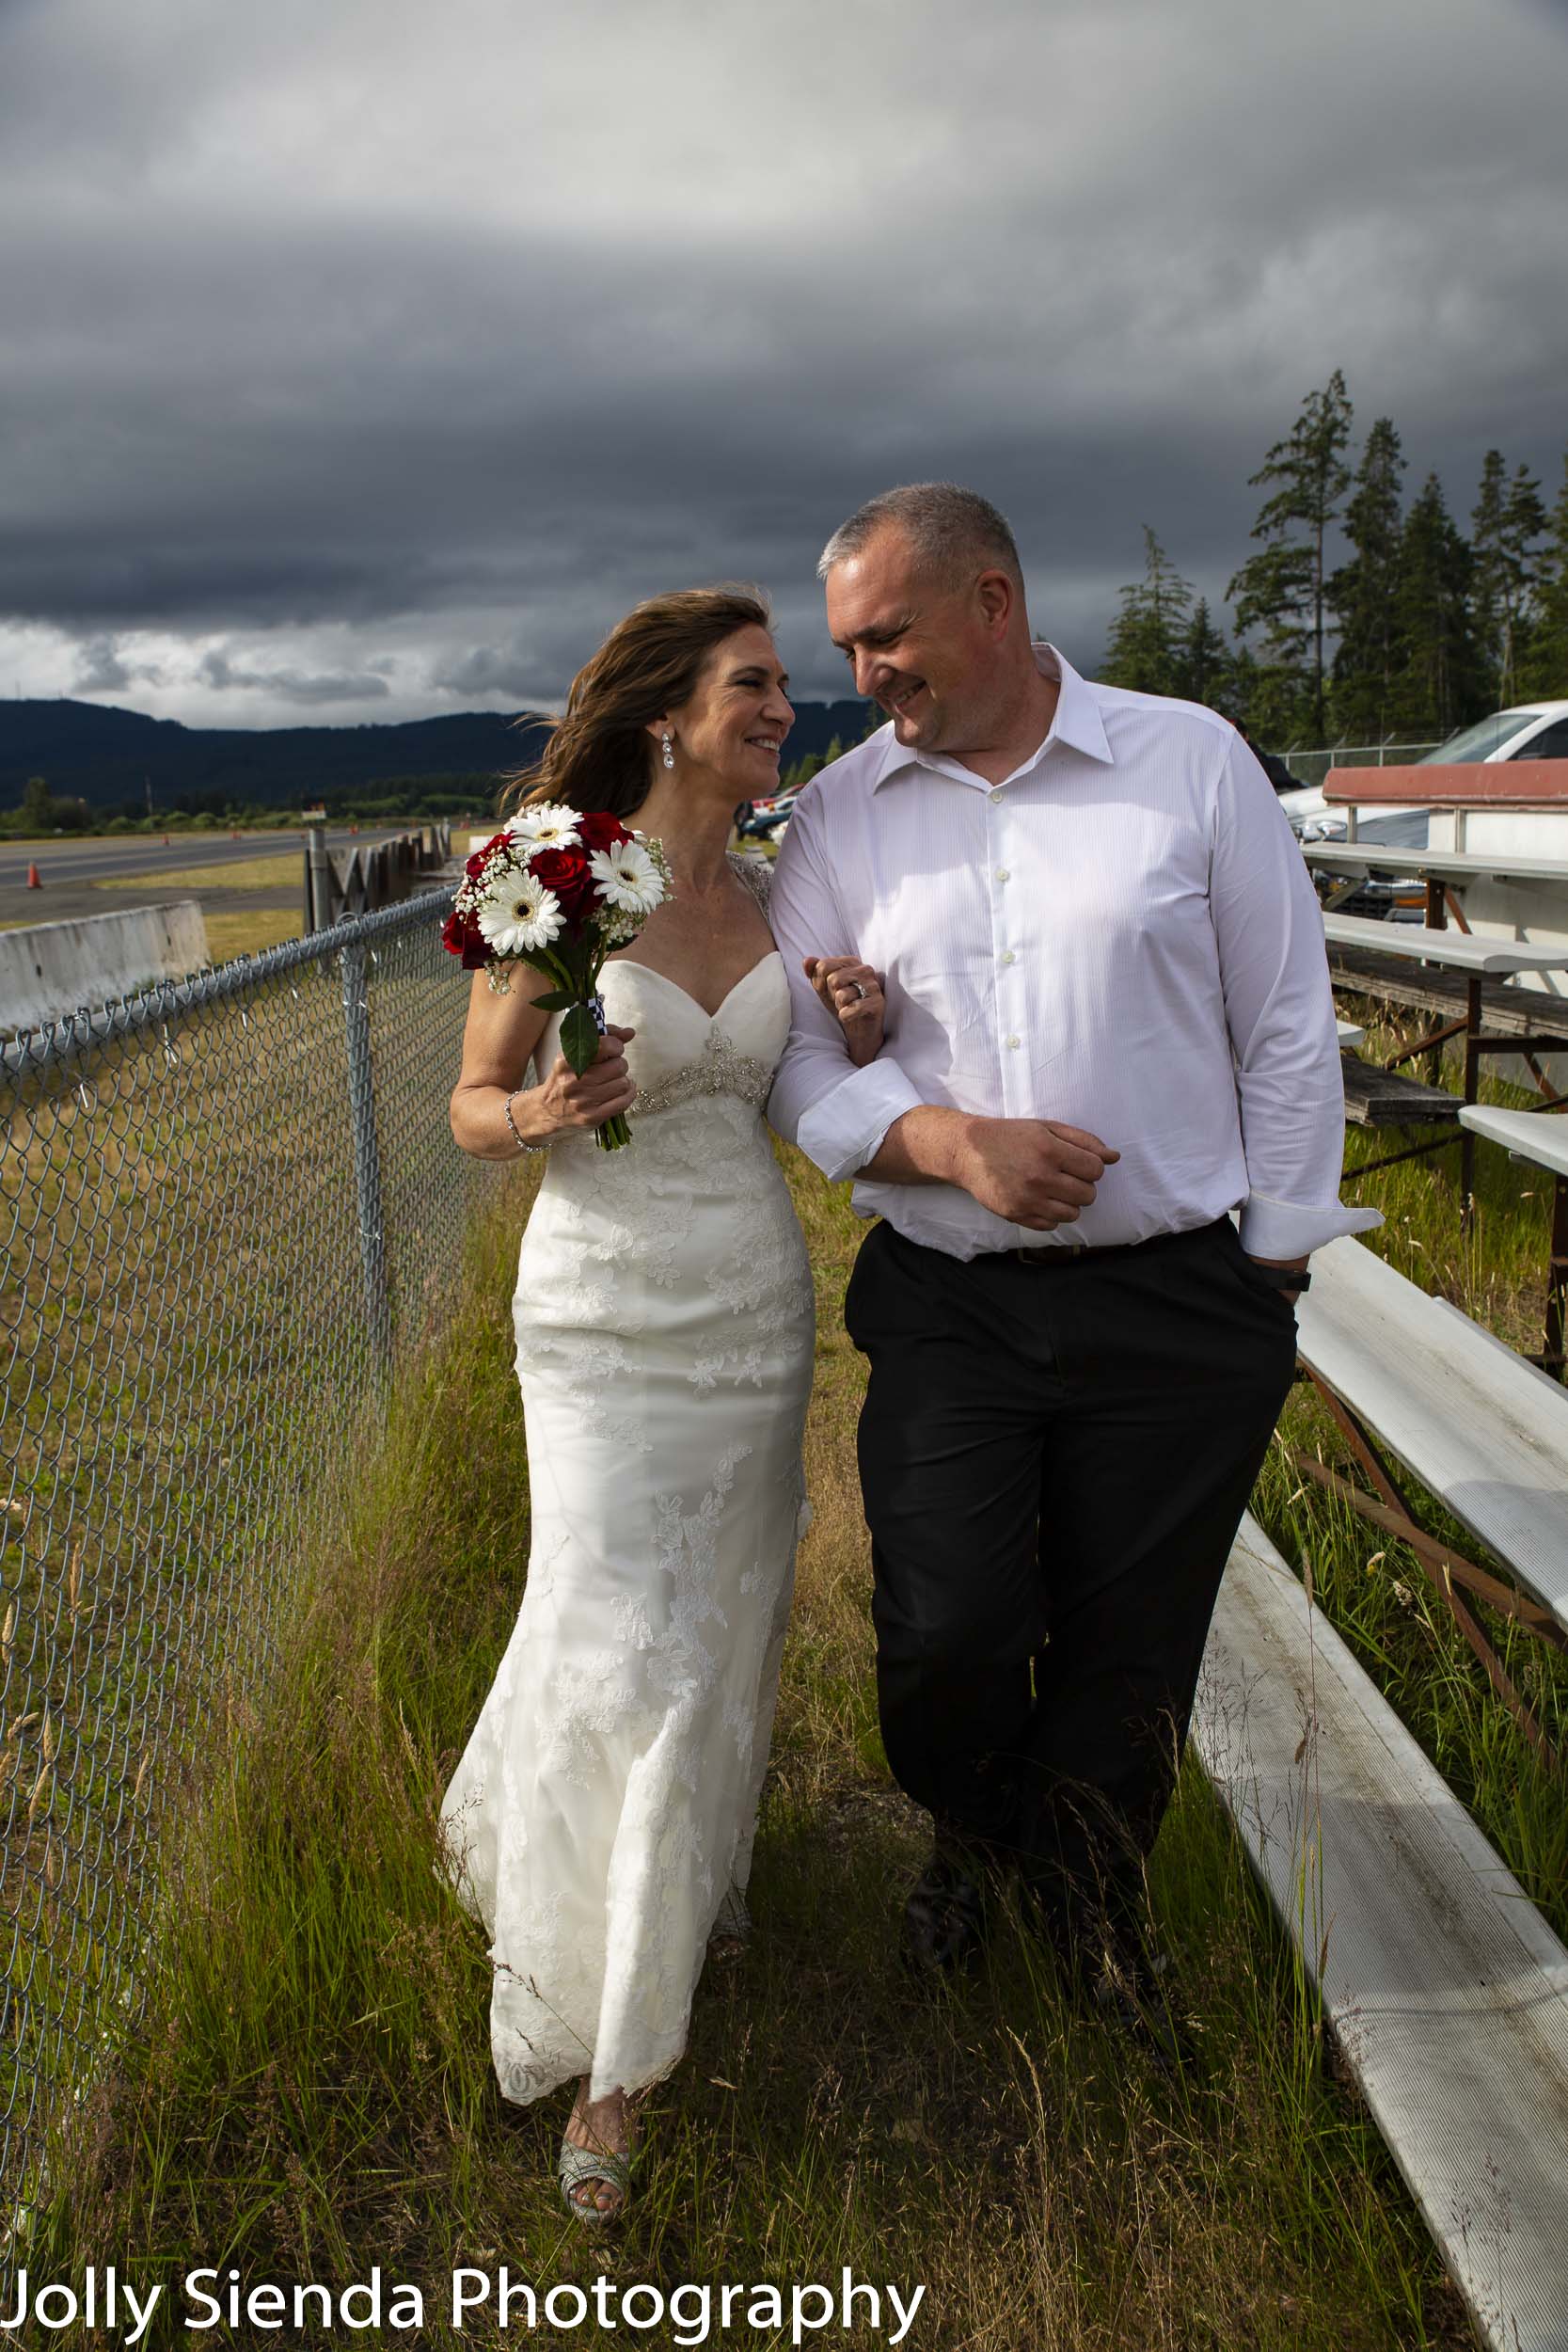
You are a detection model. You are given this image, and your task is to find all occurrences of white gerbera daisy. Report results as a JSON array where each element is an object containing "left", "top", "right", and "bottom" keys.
[
  {"left": 476, "top": 877, "right": 563, "bottom": 956},
  {"left": 589, "top": 837, "right": 665, "bottom": 915},
  {"left": 504, "top": 802, "right": 583, "bottom": 850}
]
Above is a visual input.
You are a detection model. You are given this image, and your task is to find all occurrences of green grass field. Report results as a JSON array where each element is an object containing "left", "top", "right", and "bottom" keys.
[
  {"left": 27, "top": 1080, "right": 1535, "bottom": 2347},
  {"left": 91, "top": 853, "right": 305, "bottom": 896},
  {"left": 11, "top": 957, "right": 1566, "bottom": 2346}
]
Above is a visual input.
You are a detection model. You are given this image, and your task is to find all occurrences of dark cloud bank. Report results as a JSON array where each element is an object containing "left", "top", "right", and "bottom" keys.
[{"left": 2, "top": 0, "right": 1566, "bottom": 727}]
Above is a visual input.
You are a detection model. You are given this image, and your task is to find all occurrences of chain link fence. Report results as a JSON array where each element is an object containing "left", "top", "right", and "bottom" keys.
[
  {"left": 1, "top": 888, "right": 490, "bottom": 2230},
  {"left": 1275, "top": 739, "right": 1442, "bottom": 792}
]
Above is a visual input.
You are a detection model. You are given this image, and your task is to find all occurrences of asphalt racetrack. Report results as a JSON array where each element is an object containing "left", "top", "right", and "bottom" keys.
[{"left": 0, "top": 829, "right": 413, "bottom": 927}]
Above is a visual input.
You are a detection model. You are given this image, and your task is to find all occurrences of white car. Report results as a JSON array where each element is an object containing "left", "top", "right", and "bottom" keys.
[{"left": 1283, "top": 700, "right": 1568, "bottom": 845}]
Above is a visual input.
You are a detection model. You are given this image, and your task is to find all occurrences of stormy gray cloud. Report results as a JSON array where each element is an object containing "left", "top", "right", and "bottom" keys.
[
  {"left": 198, "top": 648, "right": 391, "bottom": 703},
  {"left": 3, "top": 0, "right": 1566, "bottom": 726}
]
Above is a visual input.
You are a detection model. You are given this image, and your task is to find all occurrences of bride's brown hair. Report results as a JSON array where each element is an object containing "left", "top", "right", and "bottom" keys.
[{"left": 499, "top": 586, "right": 773, "bottom": 825}]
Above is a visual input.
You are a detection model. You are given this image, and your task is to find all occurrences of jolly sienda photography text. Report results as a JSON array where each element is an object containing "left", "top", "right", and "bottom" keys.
[{"left": 1, "top": 2265, "right": 928, "bottom": 2344}]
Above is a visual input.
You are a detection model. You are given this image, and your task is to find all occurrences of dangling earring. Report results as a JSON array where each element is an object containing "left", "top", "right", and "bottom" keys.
[{"left": 660, "top": 731, "right": 675, "bottom": 771}]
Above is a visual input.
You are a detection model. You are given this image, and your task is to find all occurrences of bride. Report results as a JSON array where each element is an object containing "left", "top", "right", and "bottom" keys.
[{"left": 441, "top": 588, "right": 817, "bottom": 2225}]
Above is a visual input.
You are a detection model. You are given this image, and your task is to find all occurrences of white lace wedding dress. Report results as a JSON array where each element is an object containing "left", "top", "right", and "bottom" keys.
[{"left": 438, "top": 864, "right": 815, "bottom": 2106}]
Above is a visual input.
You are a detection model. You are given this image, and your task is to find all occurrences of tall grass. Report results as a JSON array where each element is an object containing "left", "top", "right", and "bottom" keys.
[
  {"left": 26, "top": 1149, "right": 1481, "bottom": 2350},
  {"left": 1, "top": 922, "right": 486, "bottom": 2232}
]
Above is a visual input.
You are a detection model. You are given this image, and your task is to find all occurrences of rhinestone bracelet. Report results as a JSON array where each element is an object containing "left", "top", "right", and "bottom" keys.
[{"left": 504, "top": 1088, "right": 551, "bottom": 1155}]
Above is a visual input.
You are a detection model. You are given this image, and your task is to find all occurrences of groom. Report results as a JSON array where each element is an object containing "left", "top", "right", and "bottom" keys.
[{"left": 768, "top": 483, "right": 1370, "bottom": 2014}]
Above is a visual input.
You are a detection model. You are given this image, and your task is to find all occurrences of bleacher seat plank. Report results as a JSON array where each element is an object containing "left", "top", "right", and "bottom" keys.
[
  {"left": 1327, "top": 944, "right": 1568, "bottom": 1041},
  {"left": 1198, "top": 1517, "right": 1568, "bottom": 2351},
  {"left": 1294, "top": 1238, "right": 1568, "bottom": 1636},
  {"left": 1458, "top": 1103, "right": 1568, "bottom": 1183},
  {"left": 1323, "top": 913, "right": 1568, "bottom": 975},
  {"left": 1339, "top": 1056, "right": 1459, "bottom": 1127}
]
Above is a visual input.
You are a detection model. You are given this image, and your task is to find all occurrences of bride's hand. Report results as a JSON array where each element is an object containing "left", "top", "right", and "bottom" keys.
[
  {"left": 804, "top": 956, "right": 884, "bottom": 1069},
  {"left": 531, "top": 1026, "right": 638, "bottom": 1136}
]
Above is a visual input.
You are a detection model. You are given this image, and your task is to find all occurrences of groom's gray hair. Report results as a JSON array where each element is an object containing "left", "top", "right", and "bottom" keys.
[{"left": 817, "top": 483, "right": 1024, "bottom": 591}]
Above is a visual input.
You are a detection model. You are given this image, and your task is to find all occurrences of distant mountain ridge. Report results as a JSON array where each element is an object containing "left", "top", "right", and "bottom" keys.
[{"left": 0, "top": 697, "right": 877, "bottom": 809}]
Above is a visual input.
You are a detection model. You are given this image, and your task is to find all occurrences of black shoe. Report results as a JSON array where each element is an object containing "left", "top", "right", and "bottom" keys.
[
  {"left": 1090, "top": 1949, "right": 1196, "bottom": 2075},
  {"left": 900, "top": 1851, "right": 988, "bottom": 1976}
]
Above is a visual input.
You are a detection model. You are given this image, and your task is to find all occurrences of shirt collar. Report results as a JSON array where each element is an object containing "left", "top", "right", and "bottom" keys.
[{"left": 871, "top": 641, "right": 1114, "bottom": 790}]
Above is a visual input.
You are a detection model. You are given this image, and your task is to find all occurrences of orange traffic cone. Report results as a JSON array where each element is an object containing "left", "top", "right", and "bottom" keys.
[{"left": 26, "top": 861, "right": 41, "bottom": 888}]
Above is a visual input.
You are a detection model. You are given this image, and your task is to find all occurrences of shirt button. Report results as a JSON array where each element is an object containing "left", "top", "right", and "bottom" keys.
[
  {"left": 1006, "top": 1034, "right": 1022, "bottom": 1050},
  {"left": 994, "top": 866, "right": 1010, "bottom": 882},
  {"left": 989, "top": 788, "right": 1004, "bottom": 805},
  {"left": 999, "top": 950, "right": 1016, "bottom": 966}
]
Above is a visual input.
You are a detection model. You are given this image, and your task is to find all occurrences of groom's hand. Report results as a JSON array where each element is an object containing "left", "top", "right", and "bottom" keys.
[{"left": 951, "top": 1115, "right": 1119, "bottom": 1229}]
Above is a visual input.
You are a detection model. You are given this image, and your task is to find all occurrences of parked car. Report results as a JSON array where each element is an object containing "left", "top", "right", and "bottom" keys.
[
  {"left": 1282, "top": 700, "right": 1568, "bottom": 844},
  {"left": 1283, "top": 700, "right": 1568, "bottom": 920},
  {"left": 1413, "top": 699, "right": 1568, "bottom": 767},
  {"left": 734, "top": 787, "right": 800, "bottom": 844}
]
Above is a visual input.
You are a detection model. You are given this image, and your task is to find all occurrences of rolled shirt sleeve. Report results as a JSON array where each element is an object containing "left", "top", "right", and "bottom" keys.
[
  {"left": 1210, "top": 734, "right": 1382, "bottom": 1258},
  {"left": 766, "top": 783, "right": 924, "bottom": 1179}
]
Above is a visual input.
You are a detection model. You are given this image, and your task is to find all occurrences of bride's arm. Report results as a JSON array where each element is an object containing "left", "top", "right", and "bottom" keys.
[{"left": 449, "top": 968, "right": 635, "bottom": 1159}]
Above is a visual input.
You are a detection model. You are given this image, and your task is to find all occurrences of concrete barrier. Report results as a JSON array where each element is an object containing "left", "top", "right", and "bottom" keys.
[{"left": 0, "top": 900, "right": 210, "bottom": 1036}]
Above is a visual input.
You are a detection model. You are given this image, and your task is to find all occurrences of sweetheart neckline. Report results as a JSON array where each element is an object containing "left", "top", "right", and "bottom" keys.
[{"left": 603, "top": 949, "right": 782, "bottom": 1024}]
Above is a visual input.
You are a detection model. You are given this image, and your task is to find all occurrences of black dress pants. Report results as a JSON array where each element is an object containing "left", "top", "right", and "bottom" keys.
[{"left": 842, "top": 1215, "right": 1298, "bottom": 1975}]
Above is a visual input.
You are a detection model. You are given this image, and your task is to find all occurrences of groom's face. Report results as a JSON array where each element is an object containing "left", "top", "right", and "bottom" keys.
[{"left": 825, "top": 526, "right": 1001, "bottom": 755}]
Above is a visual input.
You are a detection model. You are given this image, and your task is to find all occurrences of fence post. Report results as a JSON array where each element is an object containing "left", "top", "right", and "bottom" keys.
[
  {"left": 307, "top": 825, "right": 333, "bottom": 935},
  {"left": 340, "top": 939, "right": 391, "bottom": 1376}
]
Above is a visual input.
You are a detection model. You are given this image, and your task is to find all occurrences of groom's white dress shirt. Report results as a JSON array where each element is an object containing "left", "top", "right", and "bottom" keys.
[{"left": 767, "top": 643, "right": 1379, "bottom": 1264}]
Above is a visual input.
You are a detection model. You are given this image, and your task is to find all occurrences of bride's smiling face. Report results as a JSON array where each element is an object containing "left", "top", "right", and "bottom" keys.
[{"left": 655, "top": 625, "right": 794, "bottom": 794}]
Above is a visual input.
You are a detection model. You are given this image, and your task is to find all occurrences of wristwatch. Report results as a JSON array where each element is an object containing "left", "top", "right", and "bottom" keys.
[{"left": 1252, "top": 1261, "right": 1310, "bottom": 1293}]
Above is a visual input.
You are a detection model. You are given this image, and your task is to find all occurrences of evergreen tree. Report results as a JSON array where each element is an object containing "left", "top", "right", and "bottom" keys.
[
  {"left": 1471, "top": 452, "right": 1546, "bottom": 706},
  {"left": 1225, "top": 644, "right": 1264, "bottom": 735},
  {"left": 1327, "top": 416, "right": 1405, "bottom": 741},
  {"left": 1469, "top": 450, "right": 1507, "bottom": 701},
  {"left": 1099, "top": 527, "right": 1192, "bottom": 694},
  {"left": 1172, "top": 597, "right": 1231, "bottom": 706},
  {"left": 1520, "top": 453, "right": 1568, "bottom": 698},
  {"left": 1227, "top": 369, "right": 1354, "bottom": 740},
  {"left": 1388, "top": 472, "right": 1483, "bottom": 738},
  {"left": 782, "top": 745, "right": 832, "bottom": 790}
]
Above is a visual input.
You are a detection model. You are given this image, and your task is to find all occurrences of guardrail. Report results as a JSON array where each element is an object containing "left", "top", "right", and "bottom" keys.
[{"left": 303, "top": 821, "right": 453, "bottom": 932}]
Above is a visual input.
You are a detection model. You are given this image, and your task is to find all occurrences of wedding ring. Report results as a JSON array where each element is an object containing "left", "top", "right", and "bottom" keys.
[{"left": 849, "top": 980, "right": 868, "bottom": 1001}]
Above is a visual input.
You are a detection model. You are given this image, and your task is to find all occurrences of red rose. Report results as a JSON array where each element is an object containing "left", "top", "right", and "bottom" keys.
[
  {"left": 442, "top": 909, "right": 489, "bottom": 970},
  {"left": 531, "top": 845, "right": 596, "bottom": 919},
  {"left": 464, "top": 850, "right": 489, "bottom": 880},
  {"left": 577, "top": 808, "right": 630, "bottom": 851}
]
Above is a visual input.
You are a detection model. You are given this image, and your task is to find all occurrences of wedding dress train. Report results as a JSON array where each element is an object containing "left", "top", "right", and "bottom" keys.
[{"left": 438, "top": 897, "right": 815, "bottom": 2105}]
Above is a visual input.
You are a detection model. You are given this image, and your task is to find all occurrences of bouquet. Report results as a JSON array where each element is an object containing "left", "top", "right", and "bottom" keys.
[{"left": 443, "top": 803, "right": 673, "bottom": 1151}]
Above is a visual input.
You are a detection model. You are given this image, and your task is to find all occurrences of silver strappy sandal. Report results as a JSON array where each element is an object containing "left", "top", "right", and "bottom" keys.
[{"left": 558, "top": 2134, "right": 633, "bottom": 2227}]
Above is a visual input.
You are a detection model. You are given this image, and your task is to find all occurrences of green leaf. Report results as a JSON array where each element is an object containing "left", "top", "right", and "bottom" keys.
[
  {"left": 529, "top": 990, "right": 576, "bottom": 1012},
  {"left": 560, "top": 1002, "right": 600, "bottom": 1075}
]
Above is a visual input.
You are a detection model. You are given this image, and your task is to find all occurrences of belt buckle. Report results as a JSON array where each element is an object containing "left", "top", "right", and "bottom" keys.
[{"left": 1014, "top": 1239, "right": 1089, "bottom": 1264}]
